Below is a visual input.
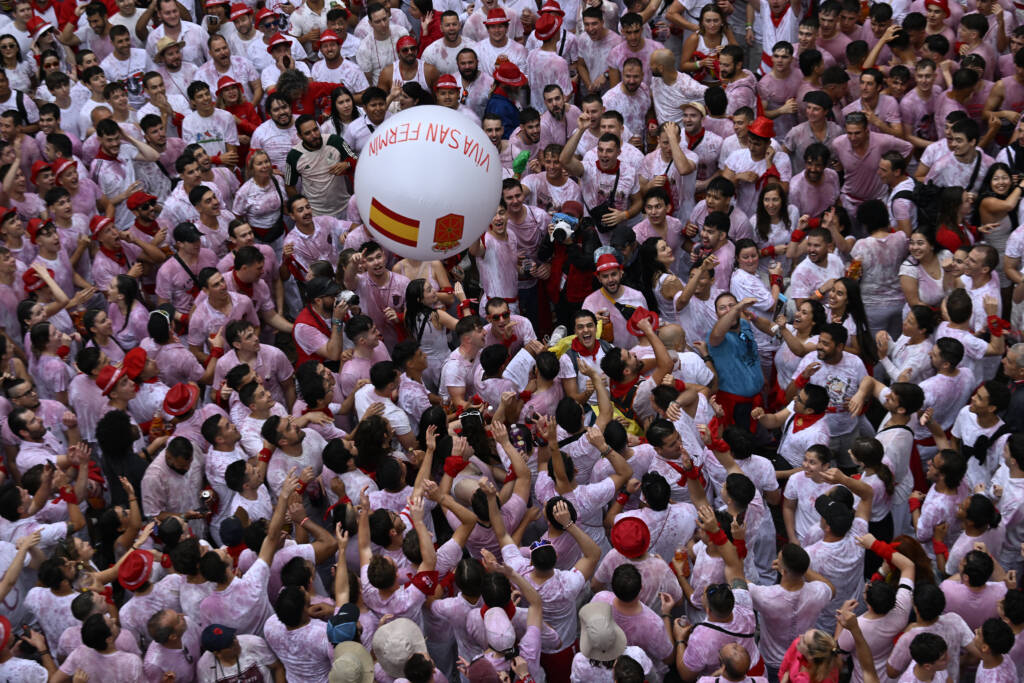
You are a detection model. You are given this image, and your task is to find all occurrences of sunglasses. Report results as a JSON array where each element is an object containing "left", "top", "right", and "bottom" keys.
[
  {"left": 139, "top": 201, "right": 156, "bottom": 210},
  {"left": 490, "top": 311, "right": 511, "bottom": 321}
]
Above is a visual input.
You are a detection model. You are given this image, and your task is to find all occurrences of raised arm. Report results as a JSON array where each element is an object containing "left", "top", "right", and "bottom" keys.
[
  {"left": 585, "top": 425, "right": 633, "bottom": 490},
  {"left": 559, "top": 114, "right": 588, "bottom": 177},
  {"left": 410, "top": 495, "right": 437, "bottom": 571},
  {"left": 333, "top": 525, "right": 351, "bottom": 607},
  {"left": 553, "top": 499, "right": 601, "bottom": 581},
  {"left": 822, "top": 467, "right": 874, "bottom": 521},
  {"left": 260, "top": 470, "right": 299, "bottom": 566},
  {"left": 356, "top": 485, "right": 373, "bottom": 568}
]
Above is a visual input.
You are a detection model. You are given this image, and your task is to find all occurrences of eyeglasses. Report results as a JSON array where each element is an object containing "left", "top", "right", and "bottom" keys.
[
  {"left": 10, "top": 385, "right": 36, "bottom": 399},
  {"left": 489, "top": 311, "right": 511, "bottom": 321}
]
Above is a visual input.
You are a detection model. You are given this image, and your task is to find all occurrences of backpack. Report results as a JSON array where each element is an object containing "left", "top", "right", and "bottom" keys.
[{"left": 892, "top": 180, "right": 944, "bottom": 228}]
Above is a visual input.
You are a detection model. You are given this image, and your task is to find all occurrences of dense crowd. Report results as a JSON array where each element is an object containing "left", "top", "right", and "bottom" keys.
[{"left": 0, "top": 0, "right": 1023, "bottom": 681}]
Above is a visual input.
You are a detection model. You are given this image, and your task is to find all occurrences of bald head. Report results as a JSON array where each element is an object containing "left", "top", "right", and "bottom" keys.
[
  {"left": 657, "top": 323, "right": 684, "bottom": 351},
  {"left": 719, "top": 643, "right": 750, "bottom": 681},
  {"left": 650, "top": 49, "right": 676, "bottom": 75}
]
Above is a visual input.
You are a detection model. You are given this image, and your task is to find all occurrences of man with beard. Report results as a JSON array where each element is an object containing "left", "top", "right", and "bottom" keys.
[
  {"left": 310, "top": 30, "right": 369, "bottom": 97},
  {"left": 678, "top": 102, "right": 723, "bottom": 195},
  {"left": 343, "top": 241, "right": 411, "bottom": 351},
  {"left": 190, "top": 186, "right": 234, "bottom": 259},
  {"left": 473, "top": 9, "right": 528, "bottom": 77},
  {"left": 608, "top": 13, "right": 663, "bottom": 87},
  {"left": 717, "top": 45, "right": 758, "bottom": 115},
  {"left": 251, "top": 94, "right": 300, "bottom": 172},
  {"left": 188, "top": 144, "right": 241, "bottom": 211},
  {"left": 356, "top": 2, "right": 410, "bottom": 85},
  {"left": 485, "top": 62, "right": 529, "bottom": 139},
  {"left": 788, "top": 323, "right": 868, "bottom": 466},
  {"left": 578, "top": 6, "right": 622, "bottom": 97},
  {"left": 602, "top": 58, "right": 652, "bottom": 139},
  {"left": 722, "top": 116, "right": 790, "bottom": 217},
  {"left": 522, "top": 144, "right": 582, "bottom": 212},
  {"left": 152, "top": 38, "right": 198, "bottom": 104},
  {"left": 831, "top": 111, "right": 912, "bottom": 216},
  {"left": 649, "top": 49, "right": 706, "bottom": 126},
  {"left": 434, "top": 75, "right": 480, "bottom": 124},
  {"left": 538, "top": 84, "right": 581, "bottom": 148},
  {"left": 284, "top": 115, "right": 354, "bottom": 216},
  {"left": 499, "top": 178, "right": 550, "bottom": 324},
  {"left": 137, "top": 114, "right": 185, "bottom": 201},
  {"left": 343, "top": 87, "right": 389, "bottom": 153},
  {"left": 187, "top": 268, "right": 260, "bottom": 361},
  {"left": 196, "top": 34, "right": 262, "bottom": 105},
  {"left": 1, "top": 377, "right": 77, "bottom": 452},
  {"left": 757, "top": 42, "right": 802, "bottom": 141},
  {"left": 248, "top": 8, "right": 306, "bottom": 72},
  {"left": 292, "top": 276, "right": 349, "bottom": 369},
  {"left": 422, "top": 11, "right": 467, "bottom": 75},
  {"left": 787, "top": 142, "right": 841, "bottom": 218},
  {"left": 455, "top": 48, "right": 493, "bottom": 118},
  {"left": 377, "top": 35, "right": 440, "bottom": 91},
  {"left": 582, "top": 253, "right": 647, "bottom": 350},
  {"left": 509, "top": 108, "right": 543, "bottom": 173}
]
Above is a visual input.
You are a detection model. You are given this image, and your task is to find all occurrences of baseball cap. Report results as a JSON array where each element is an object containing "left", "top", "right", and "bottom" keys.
[
  {"left": 126, "top": 191, "right": 157, "bottom": 211},
  {"left": 814, "top": 493, "right": 855, "bottom": 536},
  {"left": 201, "top": 624, "right": 237, "bottom": 651},
  {"left": 306, "top": 276, "right": 342, "bottom": 300},
  {"left": 173, "top": 222, "right": 202, "bottom": 243},
  {"left": 327, "top": 603, "right": 360, "bottom": 644}
]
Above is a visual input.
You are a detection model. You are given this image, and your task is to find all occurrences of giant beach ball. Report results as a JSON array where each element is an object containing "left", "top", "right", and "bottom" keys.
[{"left": 354, "top": 105, "right": 502, "bottom": 260}]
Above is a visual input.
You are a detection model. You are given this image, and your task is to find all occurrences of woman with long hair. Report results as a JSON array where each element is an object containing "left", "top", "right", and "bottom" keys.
[
  {"left": 752, "top": 183, "right": 799, "bottom": 275},
  {"left": 321, "top": 86, "right": 360, "bottom": 138},
  {"left": 679, "top": 4, "right": 737, "bottom": 85},
  {"left": 932, "top": 185, "right": 976, "bottom": 253},
  {"left": 106, "top": 274, "right": 149, "bottom": 349},
  {"left": 779, "top": 629, "right": 844, "bottom": 683},
  {"left": 95, "top": 476, "right": 144, "bottom": 570},
  {"left": 849, "top": 437, "right": 895, "bottom": 577},
  {"left": 216, "top": 76, "right": 261, "bottom": 147},
  {"left": 635, "top": 187, "right": 686, "bottom": 276},
  {"left": 851, "top": 199, "right": 909, "bottom": 337},
  {"left": 404, "top": 278, "right": 460, "bottom": 392},
  {"left": 979, "top": 163, "right": 1024, "bottom": 288},
  {"left": 876, "top": 305, "right": 936, "bottom": 385},
  {"left": 899, "top": 227, "right": 955, "bottom": 313},
  {"left": 82, "top": 307, "right": 124, "bottom": 363},
  {"left": 231, "top": 149, "right": 287, "bottom": 251},
  {"left": 393, "top": 255, "right": 454, "bottom": 308},
  {"left": 29, "top": 320, "right": 74, "bottom": 403},
  {"left": 638, "top": 236, "right": 685, "bottom": 325},
  {"left": 946, "top": 494, "right": 1004, "bottom": 576},
  {"left": 0, "top": 34, "right": 35, "bottom": 92},
  {"left": 773, "top": 299, "right": 825, "bottom": 392},
  {"left": 828, "top": 277, "right": 877, "bottom": 364},
  {"left": 34, "top": 49, "right": 62, "bottom": 100}
]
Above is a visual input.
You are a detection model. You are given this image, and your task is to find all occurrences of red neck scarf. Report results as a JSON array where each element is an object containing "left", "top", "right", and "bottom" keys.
[
  {"left": 480, "top": 601, "right": 518, "bottom": 620},
  {"left": 609, "top": 375, "right": 639, "bottom": 400},
  {"left": 100, "top": 244, "right": 127, "bottom": 268},
  {"left": 686, "top": 128, "right": 705, "bottom": 150},
  {"left": 499, "top": 333, "right": 518, "bottom": 348},
  {"left": 597, "top": 159, "right": 620, "bottom": 174},
  {"left": 792, "top": 411, "right": 826, "bottom": 433},
  {"left": 94, "top": 147, "right": 119, "bottom": 162},
  {"left": 303, "top": 404, "right": 333, "bottom": 420},
  {"left": 571, "top": 336, "right": 600, "bottom": 358},
  {"left": 134, "top": 218, "right": 158, "bottom": 236},
  {"left": 770, "top": 8, "right": 787, "bottom": 26},
  {"left": 231, "top": 269, "right": 254, "bottom": 297}
]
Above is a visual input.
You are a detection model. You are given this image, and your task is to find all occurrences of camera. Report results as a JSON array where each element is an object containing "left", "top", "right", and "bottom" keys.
[
  {"left": 337, "top": 290, "right": 359, "bottom": 307},
  {"left": 550, "top": 212, "right": 579, "bottom": 242}
]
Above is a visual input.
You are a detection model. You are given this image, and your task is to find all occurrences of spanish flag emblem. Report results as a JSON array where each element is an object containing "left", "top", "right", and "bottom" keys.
[{"left": 369, "top": 198, "right": 420, "bottom": 247}]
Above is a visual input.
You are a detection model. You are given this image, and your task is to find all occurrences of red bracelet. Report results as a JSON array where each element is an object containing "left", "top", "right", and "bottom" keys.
[
  {"left": 760, "top": 245, "right": 776, "bottom": 257},
  {"left": 790, "top": 229, "right": 806, "bottom": 243},
  {"left": 734, "top": 539, "right": 747, "bottom": 558},
  {"left": 616, "top": 492, "right": 630, "bottom": 505},
  {"left": 684, "top": 465, "right": 702, "bottom": 480},
  {"left": 209, "top": 346, "right": 224, "bottom": 359},
  {"left": 869, "top": 539, "right": 900, "bottom": 563},
  {"left": 708, "top": 528, "right": 728, "bottom": 546},
  {"left": 504, "top": 468, "right": 517, "bottom": 483},
  {"left": 987, "top": 315, "right": 1010, "bottom": 337},
  {"left": 932, "top": 539, "right": 949, "bottom": 557},
  {"left": 794, "top": 374, "right": 810, "bottom": 389},
  {"left": 296, "top": 480, "right": 309, "bottom": 494},
  {"left": 908, "top": 497, "right": 922, "bottom": 512},
  {"left": 258, "top": 447, "right": 272, "bottom": 463},
  {"left": 443, "top": 456, "right": 469, "bottom": 477},
  {"left": 770, "top": 273, "right": 783, "bottom": 288}
]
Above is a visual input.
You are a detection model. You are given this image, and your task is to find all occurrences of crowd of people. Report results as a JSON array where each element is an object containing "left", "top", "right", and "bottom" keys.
[{"left": 0, "top": 0, "right": 1024, "bottom": 681}]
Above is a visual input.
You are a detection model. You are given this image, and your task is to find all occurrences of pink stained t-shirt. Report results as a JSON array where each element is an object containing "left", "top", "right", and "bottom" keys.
[{"left": 939, "top": 580, "right": 1007, "bottom": 631}]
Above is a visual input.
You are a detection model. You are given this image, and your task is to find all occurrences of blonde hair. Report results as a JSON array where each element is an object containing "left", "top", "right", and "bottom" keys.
[
  {"left": 245, "top": 149, "right": 271, "bottom": 180},
  {"left": 801, "top": 630, "right": 842, "bottom": 682}
]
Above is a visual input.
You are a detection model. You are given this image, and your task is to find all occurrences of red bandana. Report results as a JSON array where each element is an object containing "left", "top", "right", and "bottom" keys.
[
  {"left": 94, "top": 147, "right": 119, "bottom": 162},
  {"left": 792, "top": 411, "right": 826, "bottom": 433},
  {"left": 597, "top": 159, "right": 620, "bottom": 174},
  {"left": 686, "top": 128, "right": 705, "bottom": 150},
  {"left": 609, "top": 375, "right": 639, "bottom": 400},
  {"left": 480, "top": 601, "right": 518, "bottom": 620},
  {"left": 134, "top": 218, "right": 158, "bottom": 236},
  {"left": 100, "top": 245, "right": 127, "bottom": 268},
  {"left": 499, "top": 333, "right": 518, "bottom": 349},
  {"left": 303, "top": 405, "right": 333, "bottom": 420},
  {"left": 231, "top": 269, "right": 254, "bottom": 297},
  {"left": 571, "top": 336, "right": 600, "bottom": 358}
]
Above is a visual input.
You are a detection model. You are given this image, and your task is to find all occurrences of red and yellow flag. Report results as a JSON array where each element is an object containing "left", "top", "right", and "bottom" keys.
[{"left": 369, "top": 198, "right": 420, "bottom": 247}]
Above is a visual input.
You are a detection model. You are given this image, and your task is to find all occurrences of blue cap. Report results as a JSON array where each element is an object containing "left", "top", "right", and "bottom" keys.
[{"left": 327, "top": 603, "right": 360, "bottom": 644}]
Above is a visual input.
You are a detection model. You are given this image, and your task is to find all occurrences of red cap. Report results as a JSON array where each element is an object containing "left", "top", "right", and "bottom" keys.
[
  {"left": 52, "top": 157, "right": 75, "bottom": 179},
  {"left": 925, "top": 0, "right": 951, "bottom": 16},
  {"left": 22, "top": 267, "right": 54, "bottom": 294},
  {"left": 533, "top": 13, "right": 561, "bottom": 40},
  {"left": 25, "top": 218, "right": 51, "bottom": 244},
  {"left": 122, "top": 347, "right": 148, "bottom": 380},
  {"left": 610, "top": 517, "right": 651, "bottom": 559},
  {"left": 0, "top": 206, "right": 16, "bottom": 224},
  {"left": 434, "top": 74, "right": 459, "bottom": 90},
  {"left": 561, "top": 200, "right": 584, "bottom": 219},
  {"left": 595, "top": 253, "right": 620, "bottom": 273},
  {"left": 89, "top": 215, "right": 114, "bottom": 238},
  {"left": 317, "top": 29, "right": 341, "bottom": 47},
  {"left": 625, "top": 307, "right": 660, "bottom": 337},
  {"left": 163, "top": 382, "right": 200, "bottom": 416},
  {"left": 95, "top": 364, "right": 127, "bottom": 396},
  {"left": 396, "top": 35, "right": 417, "bottom": 51},
  {"left": 484, "top": 8, "right": 510, "bottom": 24},
  {"left": 216, "top": 75, "right": 241, "bottom": 95},
  {"left": 540, "top": 0, "right": 565, "bottom": 15},
  {"left": 230, "top": 2, "right": 253, "bottom": 20},
  {"left": 118, "top": 549, "right": 154, "bottom": 591},
  {"left": 493, "top": 61, "right": 527, "bottom": 86},
  {"left": 747, "top": 115, "right": 775, "bottom": 139},
  {"left": 26, "top": 16, "right": 53, "bottom": 41},
  {"left": 266, "top": 32, "right": 291, "bottom": 53},
  {"left": 30, "top": 159, "right": 52, "bottom": 185},
  {"left": 254, "top": 7, "right": 278, "bottom": 25},
  {"left": 126, "top": 191, "right": 157, "bottom": 211}
]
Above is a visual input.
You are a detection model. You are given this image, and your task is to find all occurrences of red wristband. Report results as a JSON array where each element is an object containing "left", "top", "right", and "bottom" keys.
[
  {"left": 296, "top": 480, "right": 309, "bottom": 494},
  {"left": 932, "top": 539, "right": 949, "bottom": 557},
  {"left": 770, "top": 273, "right": 783, "bottom": 288},
  {"left": 708, "top": 528, "right": 728, "bottom": 546},
  {"left": 869, "top": 539, "right": 899, "bottom": 563},
  {"left": 794, "top": 374, "right": 810, "bottom": 389},
  {"left": 790, "top": 229, "right": 806, "bottom": 242},
  {"left": 684, "top": 464, "right": 702, "bottom": 480},
  {"left": 734, "top": 538, "right": 747, "bottom": 558},
  {"left": 616, "top": 492, "right": 630, "bottom": 505},
  {"left": 908, "top": 497, "right": 922, "bottom": 512},
  {"left": 987, "top": 315, "right": 1010, "bottom": 337},
  {"left": 444, "top": 456, "right": 469, "bottom": 477},
  {"left": 504, "top": 468, "right": 517, "bottom": 483},
  {"left": 760, "top": 245, "right": 776, "bottom": 257},
  {"left": 258, "top": 447, "right": 273, "bottom": 463},
  {"left": 209, "top": 346, "right": 225, "bottom": 359}
]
